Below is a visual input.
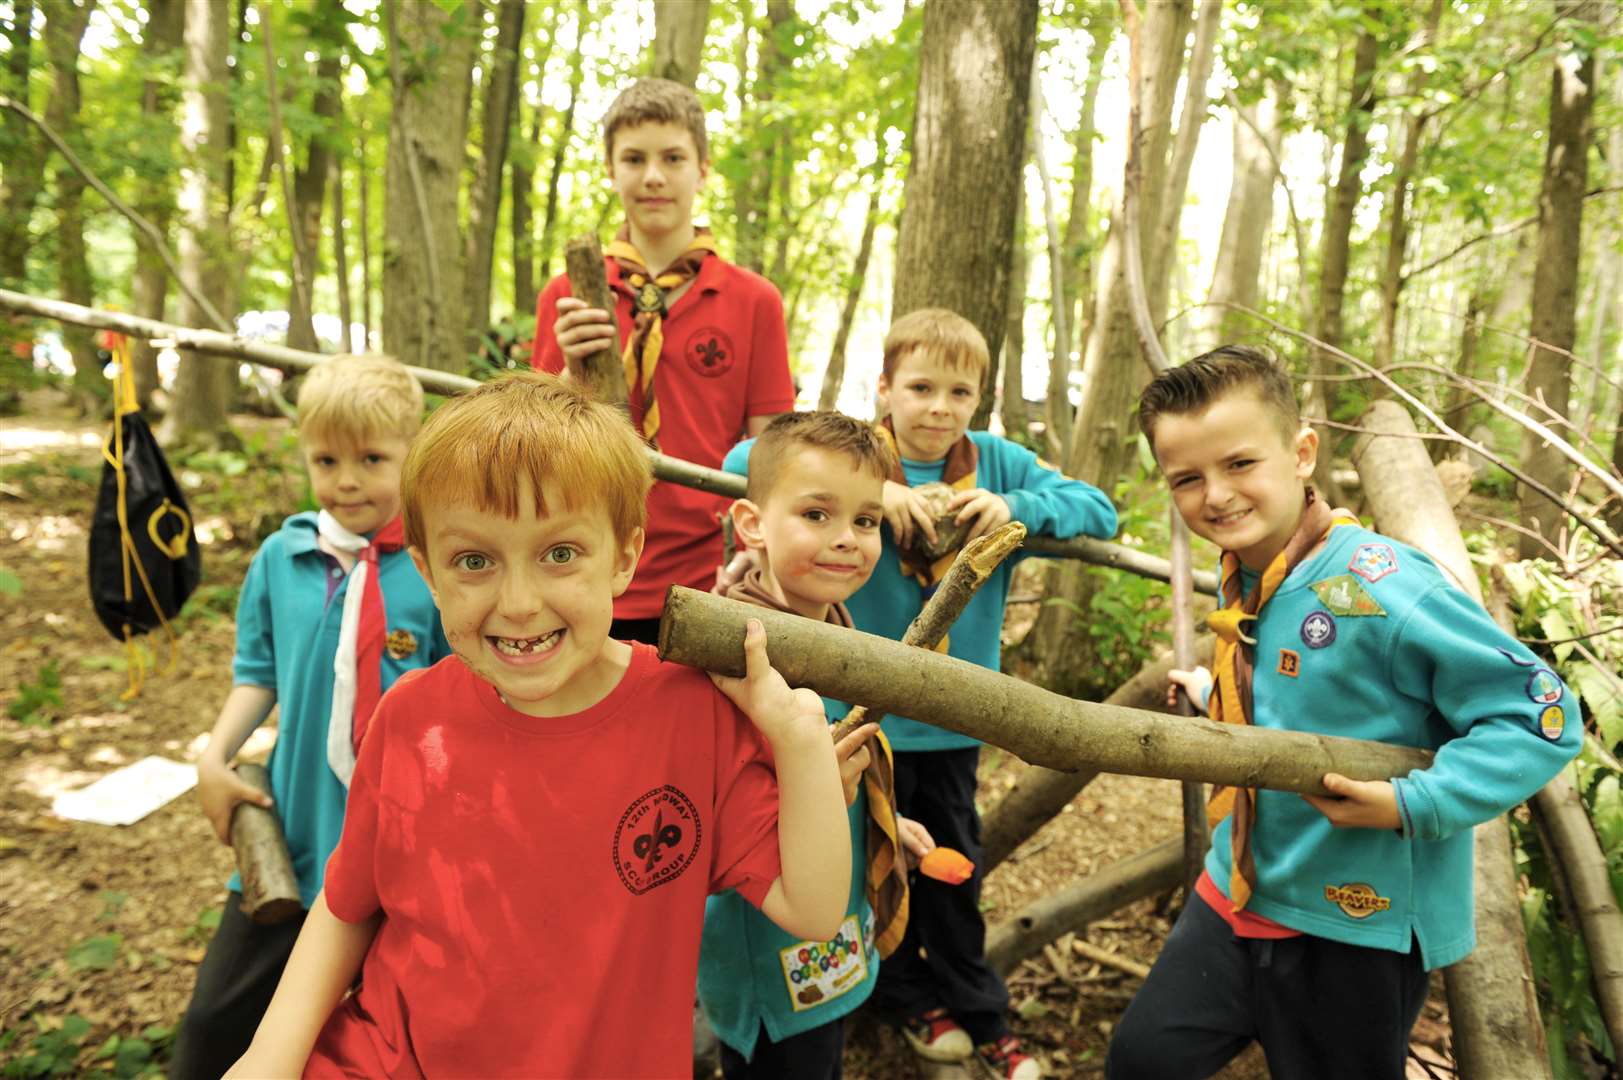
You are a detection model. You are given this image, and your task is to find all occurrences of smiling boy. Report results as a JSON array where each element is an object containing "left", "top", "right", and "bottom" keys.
[
  {"left": 226, "top": 373, "right": 849, "bottom": 1079},
  {"left": 533, "top": 77, "right": 794, "bottom": 645}
]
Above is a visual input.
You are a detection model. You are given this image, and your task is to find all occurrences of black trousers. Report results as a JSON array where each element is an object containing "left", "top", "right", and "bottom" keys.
[
  {"left": 720, "top": 1020, "right": 845, "bottom": 1080},
  {"left": 170, "top": 891, "right": 307, "bottom": 1080},
  {"left": 1107, "top": 894, "right": 1429, "bottom": 1080},
  {"left": 612, "top": 616, "right": 664, "bottom": 646},
  {"left": 870, "top": 747, "right": 1010, "bottom": 1045}
]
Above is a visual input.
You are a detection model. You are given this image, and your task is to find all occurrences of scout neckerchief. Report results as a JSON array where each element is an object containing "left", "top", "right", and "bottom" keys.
[
  {"left": 872, "top": 417, "right": 978, "bottom": 591},
  {"left": 722, "top": 569, "right": 910, "bottom": 958},
  {"left": 319, "top": 511, "right": 405, "bottom": 787},
  {"left": 1205, "top": 489, "right": 1358, "bottom": 910},
  {"left": 603, "top": 225, "right": 719, "bottom": 447}
]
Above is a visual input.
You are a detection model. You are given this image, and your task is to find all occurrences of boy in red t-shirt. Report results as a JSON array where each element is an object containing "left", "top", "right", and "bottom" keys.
[
  {"left": 226, "top": 373, "right": 849, "bottom": 1079},
  {"left": 533, "top": 77, "right": 794, "bottom": 646}
]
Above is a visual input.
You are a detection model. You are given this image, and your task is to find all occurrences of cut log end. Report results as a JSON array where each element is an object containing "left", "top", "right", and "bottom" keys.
[{"left": 229, "top": 763, "right": 303, "bottom": 926}]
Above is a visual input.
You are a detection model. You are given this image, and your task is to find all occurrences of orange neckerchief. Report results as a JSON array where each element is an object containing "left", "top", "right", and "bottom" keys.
[
  {"left": 1206, "top": 489, "right": 1358, "bottom": 910},
  {"left": 720, "top": 569, "right": 910, "bottom": 957},
  {"left": 603, "top": 226, "right": 719, "bottom": 447}
]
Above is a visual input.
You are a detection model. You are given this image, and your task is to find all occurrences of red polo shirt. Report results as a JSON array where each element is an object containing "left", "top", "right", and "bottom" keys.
[{"left": 532, "top": 253, "right": 795, "bottom": 618}]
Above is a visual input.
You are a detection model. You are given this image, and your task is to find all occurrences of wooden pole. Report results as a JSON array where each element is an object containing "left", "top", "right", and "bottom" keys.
[
  {"left": 229, "top": 764, "right": 302, "bottom": 925},
  {"left": 659, "top": 587, "right": 1433, "bottom": 793},
  {"left": 562, "top": 234, "right": 627, "bottom": 407}
]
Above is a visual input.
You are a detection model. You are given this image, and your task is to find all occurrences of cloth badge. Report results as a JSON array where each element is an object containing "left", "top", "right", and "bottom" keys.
[
  {"left": 1300, "top": 611, "right": 1337, "bottom": 649},
  {"left": 779, "top": 913, "right": 868, "bottom": 1012},
  {"left": 1277, "top": 649, "right": 1301, "bottom": 677},
  {"left": 1539, "top": 705, "right": 1566, "bottom": 741},
  {"left": 1496, "top": 646, "right": 1536, "bottom": 667},
  {"left": 385, "top": 628, "right": 418, "bottom": 660},
  {"left": 1348, "top": 543, "right": 1399, "bottom": 583},
  {"left": 1525, "top": 668, "right": 1563, "bottom": 706},
  {"left": 1324, "top": 882, "right": 1391, "bottom": 919},
  {"left": 1311, "top": 574, "right": 1387, "bottom": 618}
]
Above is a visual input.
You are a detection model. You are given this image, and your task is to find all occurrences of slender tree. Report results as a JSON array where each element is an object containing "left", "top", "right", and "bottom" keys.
[
  {"left": 652, "top": 0, "right": 711, "bottom": 87},
  {"left": 1198, "top": 89, "right": 1280, "bottom": 350},
  {"left": 43, "top": 0, "right": 98, "bottom": 411},
  {"left": 1060, "top": 16, "right": 1112, "bottom": 377},
  {"left": 0, "top": 0, "right": 42, "bottom": 299},
  {"left": 464, "top": 0, "right": 525, "bottom": 348},
  {"left": 818, "top": 148, "right": 884, "bottom": 411},
  {"left": 538, "top": 1, "right": 586, "bottom": 282},
  {"left": 126, "top": 0, "right": 184, "bottom": 407}
]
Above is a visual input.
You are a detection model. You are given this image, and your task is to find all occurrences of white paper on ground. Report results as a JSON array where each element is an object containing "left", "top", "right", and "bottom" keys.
[{"left": 52, "top": 756, "right": 198, "bottom": 826}]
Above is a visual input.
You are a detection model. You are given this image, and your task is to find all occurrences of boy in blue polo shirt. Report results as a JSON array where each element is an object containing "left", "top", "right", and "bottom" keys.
[
  {"left": 171, "top": 354, "right": 449, "bottom": 1080},
  {"left": 1107, "top": 346, "right": 1582, "bottom": 1080}
]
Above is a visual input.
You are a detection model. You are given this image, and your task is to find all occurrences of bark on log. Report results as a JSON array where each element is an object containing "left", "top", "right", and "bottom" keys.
[
  {"left": 831, "top": 522, "right": 1026, "bottom": 742},
  {"left": 987, "top": 838, "right": 1182, "bottom": 974},
  {"left": 982, "top": 636, "right": 1213, "bottom": 871},
  {"left": 562, "top": 234, "right": 627, "bottom": 408},
  {"left": 659, "top": 588, "right": 1431, "bottom": 792},
  {"left": 229, "top": 764, "right": 302, "bottom": 925}
]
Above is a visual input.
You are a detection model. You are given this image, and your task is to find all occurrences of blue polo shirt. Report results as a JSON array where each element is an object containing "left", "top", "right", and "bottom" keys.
[{"left": 228, "top": 512, "right": 449, "bottom": 906}]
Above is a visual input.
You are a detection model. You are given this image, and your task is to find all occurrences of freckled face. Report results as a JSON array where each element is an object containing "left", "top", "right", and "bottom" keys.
[
  {"left": 744, "top": 447, "right": 884, "bottom": 619},
  {"left": 302, "top": 431, "right": 410, "bottom": 537},
  {"left": 410, "top": 478, "right": 644, "bottom": 718},
  {"left": 1151, "top": 391, "right": 1317, "bottom": 571},
  {"left": 876, "top": 349, "right": 982, "bottom": 463}
]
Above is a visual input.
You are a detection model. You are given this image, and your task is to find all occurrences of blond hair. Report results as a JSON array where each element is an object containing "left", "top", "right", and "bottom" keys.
[
  {"left": 297, "top": 353, "right": 424, "bottom": 443},
  {"left": 401, "top": 371, "right": 651, "bottom": 552},
  {"left": 747, "top": 411, "right": 894, "bottom": 504},
  {"left": 882, "top": 308, "right": 990, "bottom": 383},
  {"left": 602, "top": 77, "right": 709, "bottom": 162}
]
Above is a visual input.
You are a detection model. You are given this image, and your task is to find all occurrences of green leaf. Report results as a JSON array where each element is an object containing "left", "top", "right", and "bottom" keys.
[
  {"left": 0, "top": 569, "right": 19, "bottom": 597},
  {"left": 67, "top": 933, "right": 123, "bottom": 972}
]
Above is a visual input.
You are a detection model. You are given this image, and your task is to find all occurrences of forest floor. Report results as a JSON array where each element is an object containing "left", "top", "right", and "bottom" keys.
[{"left": 0, "top": 402, "right": 1455, "bottom": 1079}]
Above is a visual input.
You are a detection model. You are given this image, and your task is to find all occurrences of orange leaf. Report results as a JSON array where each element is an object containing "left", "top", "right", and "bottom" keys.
[{"left": 919, "top": 846, "right": 974, "bottom": 885}]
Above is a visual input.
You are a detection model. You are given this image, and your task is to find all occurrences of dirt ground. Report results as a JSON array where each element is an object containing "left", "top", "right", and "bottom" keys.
[{"left": 0, "top": 406, "right": 1455, "bottom": 1078}]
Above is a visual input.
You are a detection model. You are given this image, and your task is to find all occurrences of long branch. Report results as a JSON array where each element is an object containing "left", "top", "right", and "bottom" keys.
[{"left": 1403, "top": 185, "right": 1623, "bottom": 282}]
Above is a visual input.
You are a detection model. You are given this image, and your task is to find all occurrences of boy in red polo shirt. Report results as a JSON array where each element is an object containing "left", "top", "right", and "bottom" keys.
[{"left": 533, "top": 77, "right": 794, "bottom": 645}]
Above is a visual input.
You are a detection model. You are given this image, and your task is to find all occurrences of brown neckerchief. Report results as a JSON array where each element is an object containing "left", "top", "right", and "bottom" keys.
[
  {"left": 720, "top": 569, "right": 910, "bottom": 957},
  {"left": 873, "top": 417, "right": 978, "bottom": 590}
]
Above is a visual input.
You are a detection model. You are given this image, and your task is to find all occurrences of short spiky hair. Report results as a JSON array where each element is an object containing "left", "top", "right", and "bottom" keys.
[
  {"left": 401, "top": 371, "right": 651, "bottom": 552},
  {"left": 882, "top": 308, "right": 990, "bottom": 383},
  {"left": 297, "top": 353, "right": 423, "bottom": 443},
  {"left": 746, "top": 411, "right": 894, "bottom": 505},
  {"left": 601, "top": 77, "right": 709, "bottom": 163},
  {"left": 1137, "top": 345, "right": 1300, "bottom": 447}
]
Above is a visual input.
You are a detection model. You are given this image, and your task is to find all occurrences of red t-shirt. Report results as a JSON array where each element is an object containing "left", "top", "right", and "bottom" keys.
[
  {"left": 532, "top": 254, "right": 795, "bottom": 618},
  {"left": 306, "top": 645, "right": 782, "bottom": 1079}
]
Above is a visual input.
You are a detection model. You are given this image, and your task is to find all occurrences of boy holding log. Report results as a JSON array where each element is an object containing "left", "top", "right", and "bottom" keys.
[
  {"left": 1109, "top": 346, "right": 1582, "bottom": 1080},
  {"left": 227, "top": 372, "right": 851, "bottom": 1078},
  {"left": 724, "top": 310, "right": 1119, "bottom": 1079},
  {"left": 701, "top": 410, "right": 937, "bottom": 1079},
  {"left": 533, "top": 76, "right": 795, "bottom": 645},
  {"left": 173, "top": 354, "right": 450, "bottom": 1080}
]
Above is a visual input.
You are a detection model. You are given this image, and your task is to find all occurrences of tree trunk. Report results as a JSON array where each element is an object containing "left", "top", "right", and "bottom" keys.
[
  {"left": 1060, "top": 18, "right": 1111, "bottom": 397},
  {"left": 126, "top": 0, "right": 183, "bottom": 409},
  {"left": 1002, "top": 119, "right": 1031, "bottom": 439},
  {"left": 817, "top": 153, "right": 882, "bottom": 411},
  {"left": 733, "top": 0, "right": 793, "bottom": 276},
  {"left": 1518, "top": 15, "right": 1596, "bottom": 558},
  {"left": 0, "top": 0, "right": 42, "bottom": 300},
  {"left": 332, "top": 158, "right": 352, "bottom": 349},
  {"left": 163, "top": 0, "right": 237, "bottom": 445},
  {"left": 1436, "top": 233, "right": 1536, "bottom": 455},
  {"left": 284, "top": 42, "right": 342, "bottom": 355},
  {"left": 652, "top": 0, "right": 710, "bottom": 87},
  {"left": 511, "top": 101, "right": 541, "bottom": 321},
  {"left": 358, "top": 140, "right": 372, "bottom": 348},
  {"left": 1029, "top": 77, "right": 1065, "bottom": 457},
  {"left": 464, "top": 0, "right": 524, "bottom": 351},
  {"left": 539, "top": 3, "right": 586, "bottom": 282},
  {"left": 892, "top": 0, "right": 1038, "bottom": 427},
  {"left": 1148, "top": 0, "right": 1220, "bottom": 314},
  {"left": 382, "top": 0, "right": 477, "bottom": 372},
  {"left": 1198, "top": 91, "right": 1279, "bottom": 351},
  {"left": 44, "top": 0, "right": 98, "bottom": 412}
]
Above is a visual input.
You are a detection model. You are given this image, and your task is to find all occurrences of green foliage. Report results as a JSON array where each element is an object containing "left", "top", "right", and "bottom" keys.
[
  {"left": 65, "top": 933, "right": 122, "bottom": 972},
  {"left": 0, "top": 569, "right": 20, "bottom": 598},
  {"left": 0, "top": 1014, "right": 170, "bottom": 1079},
  {"left": 2, "top": 1014, "right": 92, "bottom": 1078},
  {"left": 6, "top": 662, "right": 62, "bottom": 727},
  {"left": 183, "top": 906, "right": 223, "bottom": 944}
]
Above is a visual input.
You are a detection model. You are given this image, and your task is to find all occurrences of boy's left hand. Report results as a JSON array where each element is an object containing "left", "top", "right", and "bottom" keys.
[
  {"left": 1301, "top": 773, "right": 1402, "bottom": 830},
  {"left": 833, "top": 722, "right": 880, "bottom": 807},
  {"left": 948, "top": 488, "right": 1011, "bottom": 544},
  {"left": 710, "top": 619, "right": 829, "bottom": 749},
  {"left": 898, "top": 816, "right": 936, "bottom": 870}
]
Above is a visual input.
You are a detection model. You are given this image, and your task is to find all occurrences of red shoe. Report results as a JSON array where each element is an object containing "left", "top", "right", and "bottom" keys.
[
  {"left": 902, "top": 1007, "right": 973, "bottom": 1062},
  {"left": 975, "top": 1035, "right": 1041, "bottom": 1080}
]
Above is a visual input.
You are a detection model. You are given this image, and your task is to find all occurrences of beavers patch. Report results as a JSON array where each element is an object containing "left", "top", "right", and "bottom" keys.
[{"left": 1324, "top": 882, "right": 1391, "bottom": 919}]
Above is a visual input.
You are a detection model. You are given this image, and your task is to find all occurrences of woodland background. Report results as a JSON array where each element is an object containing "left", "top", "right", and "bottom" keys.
[{"left": 1, "top": 0, "right": 1621, "bottom": 1077}]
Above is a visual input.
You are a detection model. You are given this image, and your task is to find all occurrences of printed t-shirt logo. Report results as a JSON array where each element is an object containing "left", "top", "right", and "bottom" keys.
[
  {"left": 1347, "top": 543, "right": 1399, "bottom": 583},
  {"left": 1324, "top": 882, "right": 1391, "bottom": 919},
  {"left": 612, "top": 785, "right": 702, "bottom": 895},
  {"left": 684, "top": 328, "right": 737, "bottom": 378},
  {"left": 779, "top": 914, "right": 868, "bottom": 1011}
]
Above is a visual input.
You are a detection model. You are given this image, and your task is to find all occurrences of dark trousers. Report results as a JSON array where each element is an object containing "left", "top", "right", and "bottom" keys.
[
  {"left": 612, "top": 616, "right": 663, "bottom": 646},
  {"left": 719, "top": 1020, "right": 844, "bottom": 1080},
  {"left": 871, "top": 747, "right": 1010, "bottom": 1045},
  {"left": 170, "top": 891, "right": 307, "bottom": 1080},
  {"left": 1107, "top": 894, "right": 1429, "bottom": 1080}
]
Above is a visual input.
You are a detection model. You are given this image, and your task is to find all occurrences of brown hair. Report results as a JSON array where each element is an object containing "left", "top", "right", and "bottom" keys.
[
  {"left": 401, "top": 371, "right": 651, "bottom": 552},
  {"left": 297, "top": 353, "right": 423, "bottom": 443},
  {"left": 1136, "top": 345, "right": 1300, "bottom": 447},
  {"left": 746, "top": 411, "right": 894, "bottom": 504},
  {"left": 601, "top": 77, "right": 709, "bottom": 163},
  {"left": 881, "top": 308, "right": 990, "bottom": 383}
]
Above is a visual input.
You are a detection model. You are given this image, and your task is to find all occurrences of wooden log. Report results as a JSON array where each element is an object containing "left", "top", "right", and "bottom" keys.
[
  {"left": 987, "top": 838, "right": 1182, "bottom": 974},
  {"left": 981, "top": 636, "right": 1215, "bottom": 872},
  {"left": 229, "top": 764, "right": 302, "bottom": 925},
  {"left": 1071, "top": 937, "right": 1152, "bottom": 980},
  {"left": 562, "top": 235, "right": 627, "bottom": 408},
  {"left": 659, "top": 588, "right": 1433, "bottom": 794}
]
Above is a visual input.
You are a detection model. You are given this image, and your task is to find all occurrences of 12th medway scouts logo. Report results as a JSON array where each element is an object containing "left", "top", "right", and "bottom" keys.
[
  {"left": 613, "top": 785, "right": 702, "bottom": 895},
  {"left": 1325, "top": 882, "right": 1392, "bottom": 919}
]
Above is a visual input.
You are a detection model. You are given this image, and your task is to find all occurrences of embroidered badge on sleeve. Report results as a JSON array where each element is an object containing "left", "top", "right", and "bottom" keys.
[
  {"left": 385, "top": 628, "right": 419, "bottom": 660},
  {"left": 1525, "top": 668, "right": 1563, "bottom": 706},
  {"left": 1348, "top": 543, "right": 1399, "bottom": 583},
  {"left": 1539, "top": 705, "right": 1566, "bottom": 741},
  {"left": 1300, "top": 611, "right": 1337, "bottom": 649},
  {"left": 1311, "top": 574, "right": 1387, "bottom": 617},
  {"left": 779, "top": 915, "right": 869, "bottom": 1011},
  {"left": 1277, "top": 649, "right": 1301, "bottom": 677}
]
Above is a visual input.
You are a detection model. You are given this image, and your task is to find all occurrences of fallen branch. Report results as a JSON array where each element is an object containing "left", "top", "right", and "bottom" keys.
[
  {"left": 562, "top": 234, "right": 627, "bottom": 407},
  {"left": 1071, "top": 937, "right": 1151, "bottom": 980},
  {"left": 230, "top": 764, "right": 302, "bottom": 925},
  {"left": 659, "top": 588, "right": 1432, "bottom": 792}
]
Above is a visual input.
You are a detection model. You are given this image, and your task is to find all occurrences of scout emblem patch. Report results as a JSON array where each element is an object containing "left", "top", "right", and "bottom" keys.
[
  {"left": 385, "top": 629, "right": 418, "bottom": 660},
  {"left": 1277, "top": 649, "right": 1300, "bottom": 677},
  {"left": 1539, "top": 705, "right": 1566, "bottom": 741},
  {"left": 779, "top": 914, "right": 868, "bottom": 1011},
  {"left": 1300, "top": 611, "right": 1337, "bottom": 649},
  {"left": 1324, "top": 882, "right": 1391, "bottom": 919},
  {"left": 1312, "top": 574, "right": 1387, "bottom": 618},
  {"left": 634, "top": 279, "right": 665, "bottom": 315},
  {"left": 1525, "top": 668, "right": 1563, "bottom": 706},
  {"left": 1348, "top": 542, "right": 1399, "bottom": 582}
]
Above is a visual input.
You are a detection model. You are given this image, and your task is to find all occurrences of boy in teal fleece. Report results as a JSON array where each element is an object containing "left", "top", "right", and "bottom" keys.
[
  {"left": 1107, "top": 346, "right": 1581, "bottom": 1080},
  {"left": 724, "top": 309, "right": 1118, "bottom": 1080},
  {"left": 701, "top": 411, "right": 933, "bottom": 1079}
]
